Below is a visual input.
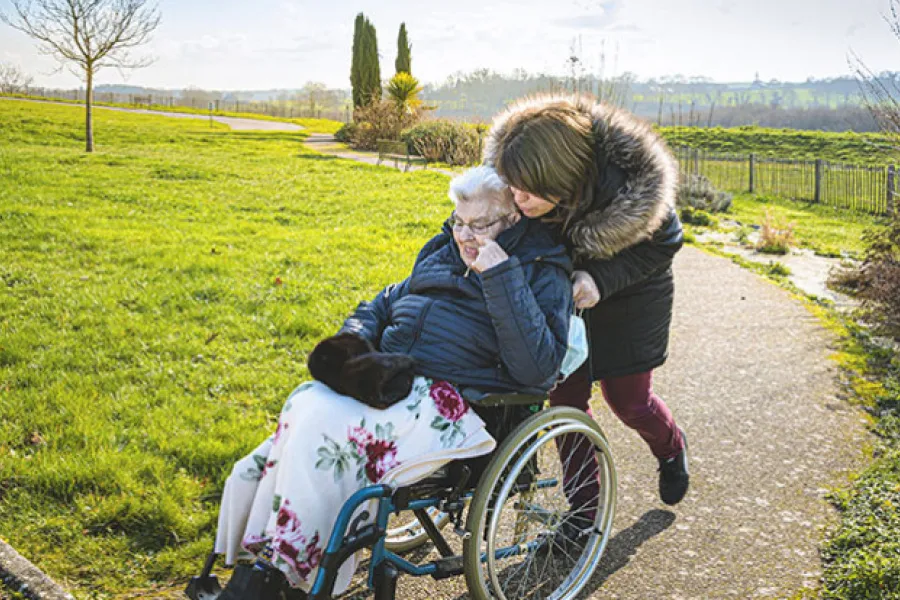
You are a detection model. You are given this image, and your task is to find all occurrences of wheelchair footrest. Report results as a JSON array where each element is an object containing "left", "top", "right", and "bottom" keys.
[{"left": 430, "top": 555, "right": 465, "bottom": 580}]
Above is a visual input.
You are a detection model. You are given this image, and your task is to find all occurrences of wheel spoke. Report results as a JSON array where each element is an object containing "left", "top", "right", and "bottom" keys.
[{"left": 463, "top": 409, "right": 616, "bottom": 600}]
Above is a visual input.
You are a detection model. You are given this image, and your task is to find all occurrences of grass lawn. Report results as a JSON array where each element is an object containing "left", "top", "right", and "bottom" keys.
[
  {"left": 719, "top": 192, "right": 886, "bottom": 257},
  {"left": 0, "top": 99, "right": 451, "bottom": 598}
]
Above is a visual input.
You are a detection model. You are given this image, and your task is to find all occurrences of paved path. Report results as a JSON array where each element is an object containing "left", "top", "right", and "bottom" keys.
[
  {"left": 304, "top": 133, "right": 457, "bottom": 176},
  {"left": 693, "top": 224, "right": 858, "bottom": 312},
  {"left": 96, "top": 105, "right": 305, "bottom": 131}
]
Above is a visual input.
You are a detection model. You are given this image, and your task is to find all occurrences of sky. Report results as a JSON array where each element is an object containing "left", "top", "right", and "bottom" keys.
[{"left": 1, "top": 0, "right": 899, "bottom": 91}]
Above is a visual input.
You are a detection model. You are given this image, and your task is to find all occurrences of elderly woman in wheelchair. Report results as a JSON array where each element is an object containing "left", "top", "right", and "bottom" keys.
[{"left": 187, "top": 166, "right": 616, "bottom": 600}]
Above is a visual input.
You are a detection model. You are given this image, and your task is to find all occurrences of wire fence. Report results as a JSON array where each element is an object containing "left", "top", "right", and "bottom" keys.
[
  {"left": 674, "top": 146, "right": 897, "bottom": 216},
  {"left": 22, "top": 87, "right": 352, "bottom": 123}
]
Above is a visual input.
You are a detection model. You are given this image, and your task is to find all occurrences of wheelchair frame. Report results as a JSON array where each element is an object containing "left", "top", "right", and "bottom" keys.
[{"left": 186, "top": 393, "right": 617, "bottom": 600}]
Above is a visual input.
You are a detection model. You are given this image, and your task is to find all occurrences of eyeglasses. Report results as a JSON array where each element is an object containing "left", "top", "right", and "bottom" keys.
[{"left": 450, "top": 211, "right": 514, "bottom": 235}]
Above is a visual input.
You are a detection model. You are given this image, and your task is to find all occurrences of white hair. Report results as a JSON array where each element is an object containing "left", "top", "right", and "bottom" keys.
[{"left": 448, "top": 165, "right": 515, "bottom": 212}]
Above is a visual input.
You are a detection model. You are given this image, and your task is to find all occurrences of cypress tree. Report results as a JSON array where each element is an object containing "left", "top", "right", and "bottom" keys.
[
  {"left": 395, "top": 23, "right": 411, "bottom": 75},
  {"left": 361, "top": 18, "right": 381, "bottom": 106},
  {"left": 350, "top": 13, "right": 365, "bottom": 108}
]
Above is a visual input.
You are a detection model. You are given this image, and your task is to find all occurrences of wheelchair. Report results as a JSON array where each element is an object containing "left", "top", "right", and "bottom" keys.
[{"left": 186, "top": 390, "right": 617, "bottom": 600}]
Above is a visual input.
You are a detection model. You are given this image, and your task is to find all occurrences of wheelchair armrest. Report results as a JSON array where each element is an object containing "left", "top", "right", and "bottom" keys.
[{"left": 460, "top": 388, "right": 546, "bottom": 407}]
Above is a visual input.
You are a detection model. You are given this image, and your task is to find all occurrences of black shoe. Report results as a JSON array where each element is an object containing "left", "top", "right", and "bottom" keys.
[
  {"left": 218, "top": 562, "right": 308, "bottom": 600},
  {"left": 658, "top": 428, "right": 690, "bottom": 506}
]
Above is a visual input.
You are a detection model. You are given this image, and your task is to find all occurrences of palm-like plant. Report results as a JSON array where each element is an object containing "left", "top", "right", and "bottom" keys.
[{"left": 387, "top": 72, "right": 422, "bottom": 114}]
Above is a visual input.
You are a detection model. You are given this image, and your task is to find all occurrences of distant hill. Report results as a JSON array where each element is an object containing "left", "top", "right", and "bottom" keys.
[
  {"left": 70, "top": 71, "right": 898, "bottom": 132},
  {"left": 419, "top": 71, "right": 884, "bottom": 131}
]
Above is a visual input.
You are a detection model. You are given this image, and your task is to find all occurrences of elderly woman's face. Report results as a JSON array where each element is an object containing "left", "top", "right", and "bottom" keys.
[{"left": 451, "top": 197, "right": 519, "bottom": 268}]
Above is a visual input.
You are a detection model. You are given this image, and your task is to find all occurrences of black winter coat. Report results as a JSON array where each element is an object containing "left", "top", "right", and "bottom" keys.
[
  {"left": 340, "top": 217, "right": 574, "bottom": 393},
  {"left": 487, "top": 98, "right": 683, "bottom": 379},
  {"left": 575, "top": 211, "right": 682, "bottom": 378}
]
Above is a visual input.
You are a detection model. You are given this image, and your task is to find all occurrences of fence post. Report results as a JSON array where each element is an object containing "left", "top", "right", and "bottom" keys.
[
  {"left": 888, "top": 165, "right": 896, "bottom": 216},
  {"left": 814, "top": 159, "right": 823, "bottom": 203},
  {"left": 692, "top": 148, "right": 700, "bottom": 175},
  {"left": 749, "top": 153, "right": 755, "bottom": 193}
]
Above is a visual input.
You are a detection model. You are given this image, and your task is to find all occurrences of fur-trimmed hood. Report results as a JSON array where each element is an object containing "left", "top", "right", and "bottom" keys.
[{"left": 485, "top": 95, "right": 679, "bottom": 260}]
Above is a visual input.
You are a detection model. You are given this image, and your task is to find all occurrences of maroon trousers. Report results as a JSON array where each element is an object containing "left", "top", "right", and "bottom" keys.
[{"left": 548, "top": 362, "right": 683, "bottom": 513}]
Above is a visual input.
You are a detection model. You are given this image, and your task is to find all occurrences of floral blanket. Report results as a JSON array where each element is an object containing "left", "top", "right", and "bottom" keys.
[{"left": 214, "top": 377, "right": 495, "bottom": 592}]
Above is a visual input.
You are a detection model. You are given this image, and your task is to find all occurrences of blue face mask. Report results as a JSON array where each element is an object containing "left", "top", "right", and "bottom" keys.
[{"left": 559, "top": 314, "right": 589, "bottom": 379}]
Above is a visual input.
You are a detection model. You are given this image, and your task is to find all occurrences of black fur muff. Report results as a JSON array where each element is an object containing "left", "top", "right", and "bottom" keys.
[
  {"left": 307, "top": 333, "right": 374, "bottom": 391},
  {"left": 308, "top": 333, "right": 415, "bottom": 409},
  {"left": 342, "top": 352, "right": 416, "bottom": 409}
]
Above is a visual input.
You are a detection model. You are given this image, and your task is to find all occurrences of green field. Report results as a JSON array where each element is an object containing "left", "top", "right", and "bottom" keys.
[
  {"left": 661, "top": 125, "right": 899, "bottom": 166},
  {"left": 0, "top": 99, "right": 451, "bottom": 597}
]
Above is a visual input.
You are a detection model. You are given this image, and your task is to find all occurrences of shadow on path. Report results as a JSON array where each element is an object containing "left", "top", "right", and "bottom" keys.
[{"left": 577, "top": 509, "right": 677, "bottom": 598}]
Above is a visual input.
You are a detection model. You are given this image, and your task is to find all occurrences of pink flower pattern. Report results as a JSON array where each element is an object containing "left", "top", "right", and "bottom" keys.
[
  {"left": 364, "top": 439, "right": 399, "bottom": 482},
  {"left": 430, "top": 381, "right": 468, "bottom": 422},
  {"left": 273, "top": 419, "right": 289, "bottom": 445},
  {"left": 271, "top": 499, "right": 324, "bottom": 582},
  {"left": 347, "top": 425, "right": 375, "bottom": 455}
]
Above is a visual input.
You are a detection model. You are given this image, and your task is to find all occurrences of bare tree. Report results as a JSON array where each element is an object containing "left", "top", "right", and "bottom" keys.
[
  {"left": 0, "top": 62, "right": 34, "bottom": 94},
  {"left": 850, "top": 0, "right": 900, "bottom": 143},
  {"left": 1, "top": 0, "right": 161, "bottom": 152}
]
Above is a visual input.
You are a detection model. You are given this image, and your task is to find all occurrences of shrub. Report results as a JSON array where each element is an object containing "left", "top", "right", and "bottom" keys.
[
  {"left": 828, "top": 261, "right": 864, "bottom": 294},
  {"left": 401, "top": 119, "right": 482, "bottom": 166},
  {"left": 350, "top": 100, "right": 420, "bottom": 150},
  {"left": 676, "top": 173, "right": 733, "bottom": 213},
  {"left": 766, "top": 261, "right": 792, "bottom": 278},
  {"left": 756, "top": 209, "right": 795, "bottom": 254},
  {"left": 680, "top": 206, "right": 717, "bottom": 227},
  {"left": 334, "top": 122, "right": 357, "bottom": 143},
  {"left": 855, "top": 215, "right": 900, "bottom": 338}
]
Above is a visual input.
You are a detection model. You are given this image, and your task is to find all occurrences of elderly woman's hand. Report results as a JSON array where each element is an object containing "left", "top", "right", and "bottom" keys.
[
  {"left": 471, "top": 240, "right": 509, "bottom": 273},
  {"left": 573, "top": 270, "right": 601, "bottom": 309}
]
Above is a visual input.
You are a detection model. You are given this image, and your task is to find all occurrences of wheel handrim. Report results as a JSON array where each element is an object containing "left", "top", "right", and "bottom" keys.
[{"left": 476, "top": 418, "right": 616, "bottom": 600}]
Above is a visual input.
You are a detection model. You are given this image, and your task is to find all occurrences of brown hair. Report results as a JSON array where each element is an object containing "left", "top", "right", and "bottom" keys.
[{"left": 487, "top": 94, "right": 598, "bottom": 230}]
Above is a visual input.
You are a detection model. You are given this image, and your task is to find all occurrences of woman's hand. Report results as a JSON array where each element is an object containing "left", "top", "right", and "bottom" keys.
[
  {"left": 471, "top": 240, "right": 509, "bottom": 273},
  {"left": 572, "top": 270, "right": 601, "bottom": 309}
]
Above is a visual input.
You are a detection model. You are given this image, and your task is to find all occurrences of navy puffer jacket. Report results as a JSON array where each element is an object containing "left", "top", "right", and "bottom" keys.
[{"left": 340, "top": 217, "right": 574, "bottom": 394}]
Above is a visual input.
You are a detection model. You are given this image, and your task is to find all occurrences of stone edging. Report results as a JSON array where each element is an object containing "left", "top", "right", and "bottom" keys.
[{"left": 0, "top": 539, "right": 74, "bottom": 600}]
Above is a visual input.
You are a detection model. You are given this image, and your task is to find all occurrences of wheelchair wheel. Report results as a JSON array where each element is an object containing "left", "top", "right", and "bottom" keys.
[
  {"left": 384, "top": 507, "right": 451, "bottom": 553},
  {"left": 462, "top": 407, "right": 616, "bottom": 600}
]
